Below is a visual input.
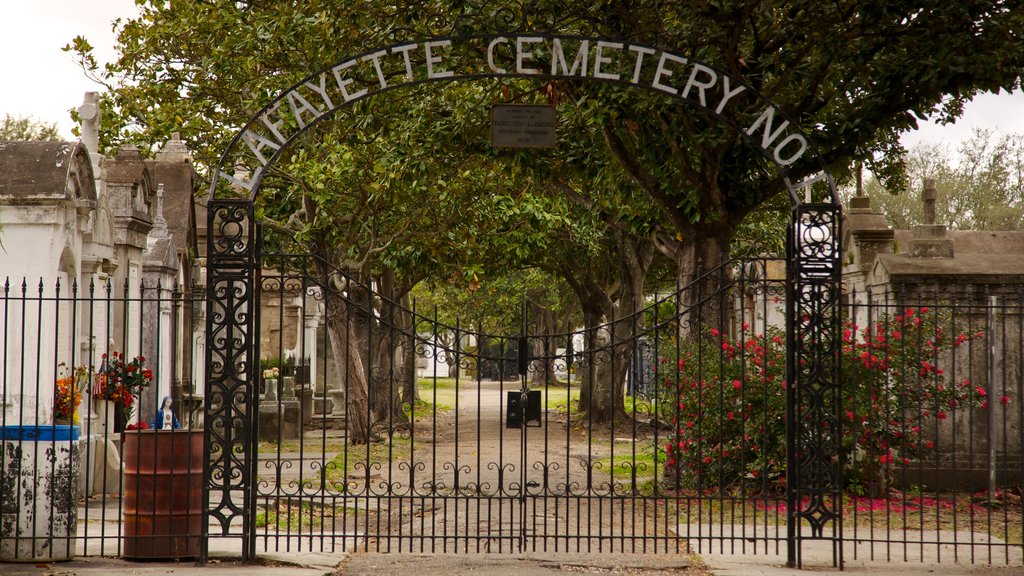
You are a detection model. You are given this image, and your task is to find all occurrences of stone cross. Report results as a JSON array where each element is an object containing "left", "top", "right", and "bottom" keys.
[
  {"left": 923, "top": 178, "right": 937, "bottom": 225},
  {"left": 78, "top": 92, "right": 100, "bottom": 156}
]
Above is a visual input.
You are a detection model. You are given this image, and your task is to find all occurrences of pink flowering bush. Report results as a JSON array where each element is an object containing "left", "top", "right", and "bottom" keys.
[
  {"left": 662, "top": 308, "right": 997, "bottom": 491},
  {"left": 662, "top": 325, "right": 788, "bottom": 491},
  {"left": 840, "top": 307, "right": 986, "bottom": 487}
]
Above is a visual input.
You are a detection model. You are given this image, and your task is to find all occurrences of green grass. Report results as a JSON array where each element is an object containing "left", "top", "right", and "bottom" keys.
[
  {"left": 587, "top": 439, "right": 665, "bottom": 494},
  {"left": 323, "top": 434, "right": 412, "bottom": 485},
  {"left": 624, "top": 395, "right": 656, "bottom": 415},
  {"left": 258, "top": 438, "right": 347, "bottom": 454},
  {"left": 412, "top": 377, "right": 457, "bottom": 413},
  {"left": 540, "top": 388, "right": 657, "bottom": 419},
  {"left": 541, "top": 385, "right": 580, "bottom": 414},
  {"left": 255, "top": 500, "right": 357, "bottom": 532}
]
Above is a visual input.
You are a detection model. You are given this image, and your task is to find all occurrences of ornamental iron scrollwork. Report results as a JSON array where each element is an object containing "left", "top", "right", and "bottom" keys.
[
  {"left": 204, "top": 199, "right": 258, "bottom": 561},
  {"left": 786, "top": 204, "right": 843, "bottom": 567}
]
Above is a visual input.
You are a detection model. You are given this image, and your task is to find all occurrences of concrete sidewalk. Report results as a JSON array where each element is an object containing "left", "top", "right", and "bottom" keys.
[
  {"left": 688, "top": 524, "right": 1024, "bottom": 575},
  {"left": 5, "top": 545, "right": 1024, "bottom": 576}
]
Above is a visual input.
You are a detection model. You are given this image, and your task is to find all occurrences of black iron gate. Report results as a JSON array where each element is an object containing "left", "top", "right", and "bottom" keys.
[
  {"left": 203, "top": 220, "right": 841, "bottom": 557},
  {"left": 202, "top": 32, "right": 846, "bottom": 566}
]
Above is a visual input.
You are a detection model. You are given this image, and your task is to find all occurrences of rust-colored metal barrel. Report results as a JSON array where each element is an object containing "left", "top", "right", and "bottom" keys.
[{"left": 122, "top": 429, "right": 203, "bottom": 560}]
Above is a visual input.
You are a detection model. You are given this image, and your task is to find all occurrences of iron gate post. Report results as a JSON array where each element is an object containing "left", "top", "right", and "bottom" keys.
[
  {"left": 205, "top": 199, "right": 259, "bottom": 561},
  {"left": 786, "top": 203, "right": 843, "bottom": 568}
]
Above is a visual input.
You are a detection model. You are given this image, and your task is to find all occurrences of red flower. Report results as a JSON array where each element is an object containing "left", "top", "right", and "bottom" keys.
[
  {"left": 999, "top": 395, "right": 1011, "bottom": 405},
  {"left": 732, "top": 380, "right": 742, "bottom": 390}
]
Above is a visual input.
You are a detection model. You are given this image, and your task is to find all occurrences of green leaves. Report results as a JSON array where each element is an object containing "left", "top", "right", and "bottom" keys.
[
  {"left": 0, "top": 114, "right": 61, "bottom": 141},
  {"left": 865, "top": 129, "right": 1024, "bottom": 231},
  {"left": 75, "top": 0, "right": 1024, "bottom": 293}
]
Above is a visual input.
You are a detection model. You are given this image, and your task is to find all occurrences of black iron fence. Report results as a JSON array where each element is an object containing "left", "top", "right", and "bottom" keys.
[
  {"left": 841, "top": 286, "right": 1024, "bottom": 564},
  {"left": 0, "top": 277, "right": 204, "bottom": 560},
  {"left": 0, "top": 264, "right": 1021, "bottom": 565}
]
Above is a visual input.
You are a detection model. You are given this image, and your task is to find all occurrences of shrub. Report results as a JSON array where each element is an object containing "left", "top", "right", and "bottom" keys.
[
  {"left": 662, "top": 326, "right": 787, "bottom": 491},
  {"left": 662, "top": 308, "right": 987, "bottom": 491}
]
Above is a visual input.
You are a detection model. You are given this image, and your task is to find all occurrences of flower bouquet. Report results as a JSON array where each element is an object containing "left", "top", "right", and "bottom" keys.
[
  {"left": 93, "top": 353, "right": 153, "bottom": 423},
  {"left": 54, "top": 363, "right": 87, "bottom": 424}
]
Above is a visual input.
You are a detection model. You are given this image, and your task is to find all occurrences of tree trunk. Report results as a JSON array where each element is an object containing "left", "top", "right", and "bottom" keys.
[
  {"left": 676, "top": 229, "right": 733, "bottom": 339},
  {"left": 583, "top": 282, "right": 641, "bottom": 425},
  {"left": 368, "top": 271, "right": 409, "bottom": 430},
  {"left": 528, "top": 302, "right": 559, "bottom": 388},
  {"left": 322, "top": 286, "right": 371, "bottom": 445},
  {"left": 576, "top": 308, "right": 603, "bottom": 412},
  {"left": 398, "top": 292, "right": 419, "bottom": 405},
  {"left": 587, "top": 325, "right": 633, "bottom": 424},
  {"left": 570, "top": 231, "right": 653, "bottom": 425}
]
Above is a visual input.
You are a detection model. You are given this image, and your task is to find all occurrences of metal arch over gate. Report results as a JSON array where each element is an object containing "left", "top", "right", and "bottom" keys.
[{"left": 204, "top": 33, "right": 841, "bottom": 565}]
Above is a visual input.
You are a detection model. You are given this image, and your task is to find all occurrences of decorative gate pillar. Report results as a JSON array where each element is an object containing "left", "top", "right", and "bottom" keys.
[
  {"left": 787, "top": 203, "right": 843, "bottom": 567},
  {"left": 204, "top": 199, "right": 259, "bottom": 560}
]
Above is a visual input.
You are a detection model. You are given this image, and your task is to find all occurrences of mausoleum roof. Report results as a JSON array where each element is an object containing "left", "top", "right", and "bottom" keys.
[
  {"left": 0, "top": 141, "right": 96, "bottom": 201},
  {"left": 876, "top": 230, "right": 1024, "bottom": 284}
]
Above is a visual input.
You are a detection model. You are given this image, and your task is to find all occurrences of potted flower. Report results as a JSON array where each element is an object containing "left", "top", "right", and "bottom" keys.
[
  {"left": 54, "top": 363, "right": 87, "bottom": 425},
  {"left": 93, "top": 353, "right": 153, "bottom": 432},
  {"left": 262, "top": 365, "right": 280, "bottom": 400}
]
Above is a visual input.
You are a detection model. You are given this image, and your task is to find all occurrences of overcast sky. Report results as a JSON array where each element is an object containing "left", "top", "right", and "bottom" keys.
[{"left": 2, "top": 0, "right": 1022, "bottom": 150}]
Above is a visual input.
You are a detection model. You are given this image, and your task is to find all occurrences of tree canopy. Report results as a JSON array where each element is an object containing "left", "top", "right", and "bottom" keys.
[
  {"left": 0, "top": 114, "right": 61, "bottom": 141},
  {"left": 68, "top": 0, "right": 1024, "bottom": 436},
  {"left": 69, "top": 0, "right": 1024, "bottom": 279},
  {"left": 864, "top": 129, "right": 1024, "bottom": 230}
]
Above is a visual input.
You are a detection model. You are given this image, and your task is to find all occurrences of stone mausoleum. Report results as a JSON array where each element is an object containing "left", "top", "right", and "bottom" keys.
[
  {"left": 844, "top": 181, "right": 1023, "bottom": 489},
  {"left": 0, "top": 92, "right": 205, "bottom": 494}
]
